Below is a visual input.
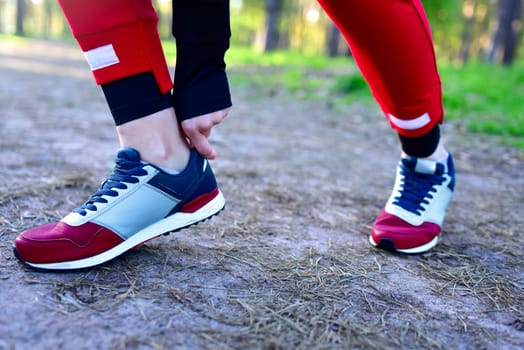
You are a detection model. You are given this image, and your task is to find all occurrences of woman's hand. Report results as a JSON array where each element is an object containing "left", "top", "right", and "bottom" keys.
[{"left": 181, "top": 107, "right": 230, "bottom": 159}]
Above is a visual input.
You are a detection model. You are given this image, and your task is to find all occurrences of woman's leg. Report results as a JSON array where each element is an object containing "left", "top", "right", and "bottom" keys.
[
  {"left": 317, "top": 0, "right": 455, "bottom": 253},
  {"left": 13, "top": 0, "right": 228, "bottom": 270},
  {"left": 57, "top": 0, "right": 190, "bottom": 169}
]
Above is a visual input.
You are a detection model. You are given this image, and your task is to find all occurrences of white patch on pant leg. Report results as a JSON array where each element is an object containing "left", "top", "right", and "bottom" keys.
[
  {"left": 388, "top": 112, "right": 431, "bottom": 131},
  {"left": 84, "top": 44, "right": 120, "bottom": 71}
]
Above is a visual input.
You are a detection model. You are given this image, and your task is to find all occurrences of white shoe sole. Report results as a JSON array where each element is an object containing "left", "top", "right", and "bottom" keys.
[
  {"left": 369, "top": 235, "right": 439, "bottom": 254},
  {"left": 22, "top": 191, "right": 226, "bottom": 270}
]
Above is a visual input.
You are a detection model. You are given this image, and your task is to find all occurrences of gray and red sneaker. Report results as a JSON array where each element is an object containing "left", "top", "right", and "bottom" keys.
[
  {"left": 370, "top": 154, "right": 455, "bottom": 254},
  {"left": 14, "top": 148, "right": 225, "bottom": 270}
]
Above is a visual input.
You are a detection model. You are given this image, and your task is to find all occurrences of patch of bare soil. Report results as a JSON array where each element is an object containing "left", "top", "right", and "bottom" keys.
[{"left": 0, "top": 39, "right": 522, "bottom": 350}]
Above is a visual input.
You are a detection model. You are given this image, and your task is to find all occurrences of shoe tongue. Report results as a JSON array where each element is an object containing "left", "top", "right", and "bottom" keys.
[
  {"left": 116, "top": 148, "right": 142, "bottom": 162},
  {"left": 403, "top": 157, "right": 438, "bottom": 174}
]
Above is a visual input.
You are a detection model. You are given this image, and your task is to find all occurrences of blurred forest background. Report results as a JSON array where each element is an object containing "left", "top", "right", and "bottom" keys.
[
  {"left": 1, "top": 0, "right": 523, "bottom": 144},
  {"left": 0, "top": 0, "right": 522, "bottom": 65}
]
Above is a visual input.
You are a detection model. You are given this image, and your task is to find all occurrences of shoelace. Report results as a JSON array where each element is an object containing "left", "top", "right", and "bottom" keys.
[
  {"left": 392, "top": 163, "right": 446, "bottom": 216},
  {"left": 73, "top": 157, "right": 148, "bottom": 216}
]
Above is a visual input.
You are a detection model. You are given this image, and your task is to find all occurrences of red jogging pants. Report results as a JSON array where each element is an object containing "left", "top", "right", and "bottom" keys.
[
  {"left": 57, "top": 0, "right": 173, "bottom": 95},
  {"left": 317, "top": 0, "right": 443, "bottom": 137},
  {"left": 58, "top": 0, "right": 443, "bottom": 137}
]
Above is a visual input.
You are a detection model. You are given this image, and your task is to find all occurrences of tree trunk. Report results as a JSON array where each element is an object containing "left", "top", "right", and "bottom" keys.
[
  {"left": 326, "top": 23, "right": 352, "bottom": 57},
  {"left": 263, "top": 0, "right": 282, "bottom": 52},
  {"left": 0, "top": 1, "right": 5, "bottom": 32},
  {"left": 487, "top": 0, "right": 522, "bottom": 65},
  {"left": 15, "top": 0, "right": 26, "bottom": 36},
  {"left": 459, "top": 0, "right": 476, "bottom": 64},
  {"left": 326, "top": 23, "right": 340, "bottom": 57},
  {"left": 43, "top": 0, "right": 53, "bottom": 37},
  {"left": 501, "top": 0, "right": 522, "bottom": 64}
]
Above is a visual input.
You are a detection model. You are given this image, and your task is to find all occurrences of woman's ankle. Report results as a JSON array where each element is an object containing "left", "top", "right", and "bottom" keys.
[{"left": 116, "top": 108, "right": 190, "bottom": 172}]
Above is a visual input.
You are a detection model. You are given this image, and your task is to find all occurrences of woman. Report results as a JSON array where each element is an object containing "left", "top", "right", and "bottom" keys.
[{"left": 13, "top": 0, "right": 454, "bottom": 270}]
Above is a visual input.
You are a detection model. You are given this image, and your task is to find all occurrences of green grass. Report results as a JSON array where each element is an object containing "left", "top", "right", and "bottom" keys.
[
  {"left": 439, "top": 63, "right": 524, "bottom": 138},
  {"left": 216, "top": 45, "right": 524, "bottom": 147},
  {"left": 0, "top": 33, "right": 28, "bottom": 44}
]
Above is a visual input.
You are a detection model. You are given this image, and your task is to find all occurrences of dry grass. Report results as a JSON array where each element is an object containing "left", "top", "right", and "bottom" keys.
[{"left": 418, "top": 247, "right": 524, "bottom": 318}]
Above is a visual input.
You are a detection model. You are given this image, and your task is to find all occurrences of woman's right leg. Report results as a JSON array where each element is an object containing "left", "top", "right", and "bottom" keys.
[
  {"left": 13, "top": 0, "right": 226, "bottom": 270},
  {"left": 57, "top": 0, "right": 190, "bottom": 170}
]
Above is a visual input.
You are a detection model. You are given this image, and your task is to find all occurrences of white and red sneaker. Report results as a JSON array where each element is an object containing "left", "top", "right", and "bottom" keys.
[
  {"left": 13, "top": 148, "right": 225, "bottom": 270},
  {"left": 370, "top": 154, "right": 455, "bottom": 254}
]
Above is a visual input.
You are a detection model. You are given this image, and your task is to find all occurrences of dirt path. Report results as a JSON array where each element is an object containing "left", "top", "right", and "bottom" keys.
[{"left": 0, "top": 39, "right": 523, "bottom": 350}]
